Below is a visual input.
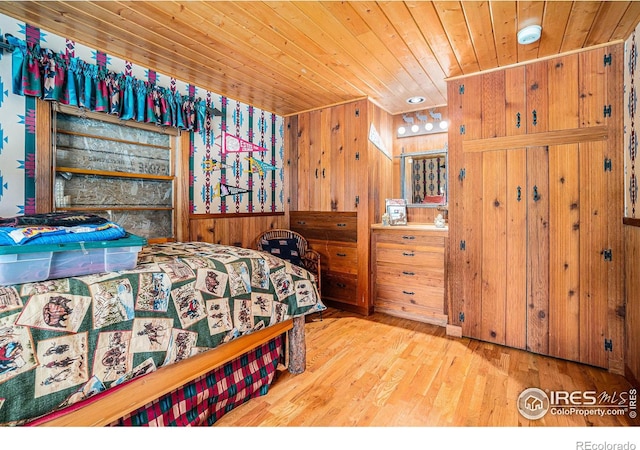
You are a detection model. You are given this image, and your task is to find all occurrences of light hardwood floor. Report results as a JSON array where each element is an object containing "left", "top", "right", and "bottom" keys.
[{"left": 214, "top": 307, "right": 638, "bottom": 427}]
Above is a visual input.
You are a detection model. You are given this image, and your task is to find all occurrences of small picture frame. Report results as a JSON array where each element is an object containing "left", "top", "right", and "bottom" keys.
[{"left": 385, "top": 198, "right": 408, "bottom": 226}]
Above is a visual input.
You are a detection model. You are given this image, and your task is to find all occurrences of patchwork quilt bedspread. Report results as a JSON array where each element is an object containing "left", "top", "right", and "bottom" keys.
[{"left": 0, "top": 241, "right": 325, "bottom": 425}]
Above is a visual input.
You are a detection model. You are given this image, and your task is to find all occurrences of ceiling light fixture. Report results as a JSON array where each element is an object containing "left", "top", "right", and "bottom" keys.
[
  {"left": 517, "top": 25, "right": 542, "bottom": 45},
  {"left": 406, "top": 96, "right": 425, "bottom": 104}
]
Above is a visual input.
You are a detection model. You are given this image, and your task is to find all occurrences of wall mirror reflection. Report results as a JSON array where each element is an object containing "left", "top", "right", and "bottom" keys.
[{"left": 399, "top": 146, "right": 448, "bottom": 207}]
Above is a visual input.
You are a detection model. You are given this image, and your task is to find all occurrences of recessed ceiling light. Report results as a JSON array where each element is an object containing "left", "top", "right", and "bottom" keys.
[
  {"left": 406, "top": 96, "right": 425, "bottom": 104},
  {"left": 517, "top": 25, "right": 542, "bottom": 45}
]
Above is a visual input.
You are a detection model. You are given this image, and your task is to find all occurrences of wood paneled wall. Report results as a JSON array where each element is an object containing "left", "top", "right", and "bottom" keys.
[{"left": 189, "top": 214, "right": 288, "bottom": 249}]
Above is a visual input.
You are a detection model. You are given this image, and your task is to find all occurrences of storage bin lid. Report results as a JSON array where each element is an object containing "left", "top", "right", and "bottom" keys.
[{"left": 0, "top": 233, "right": 147, "bottom": 255}]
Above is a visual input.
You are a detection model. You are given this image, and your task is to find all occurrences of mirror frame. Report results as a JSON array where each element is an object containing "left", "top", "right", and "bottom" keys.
[{"left": 398, "top": 145, "right": 448, "bottom": 208}]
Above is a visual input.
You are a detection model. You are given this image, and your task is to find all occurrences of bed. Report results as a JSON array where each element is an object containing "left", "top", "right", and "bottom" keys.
[{"left": 0, "top": 240, "right": 324, "bottom": 426}]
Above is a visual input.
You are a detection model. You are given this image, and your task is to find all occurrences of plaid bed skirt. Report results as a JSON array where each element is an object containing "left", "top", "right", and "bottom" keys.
[{"left": 109, "top": 335, "right": 284, "bottom": 426}]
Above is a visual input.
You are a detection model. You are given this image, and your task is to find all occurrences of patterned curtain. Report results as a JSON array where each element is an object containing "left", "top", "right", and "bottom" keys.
[{"left": 6, "top": 35, "right": 208, "bottom": 133}]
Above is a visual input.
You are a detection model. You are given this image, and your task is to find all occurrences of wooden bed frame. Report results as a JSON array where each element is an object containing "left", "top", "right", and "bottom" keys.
[{"left": 33, "top": 316, "right": 306, "bottom": 426}]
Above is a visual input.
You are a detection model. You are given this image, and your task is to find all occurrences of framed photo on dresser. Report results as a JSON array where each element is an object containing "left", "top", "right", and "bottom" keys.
[{"left": 386, "top": 198, "right": 408, "bottom": 226}]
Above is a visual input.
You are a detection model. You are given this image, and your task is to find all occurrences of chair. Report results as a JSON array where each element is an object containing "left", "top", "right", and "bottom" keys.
[{"left": 255, "top": 228, "right": 322, "bottom": 302}]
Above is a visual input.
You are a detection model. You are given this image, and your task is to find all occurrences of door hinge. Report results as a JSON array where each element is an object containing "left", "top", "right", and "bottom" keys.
[
  {"left": 459, "top": 312, "right": 465, "bottom": 323},
  {"left": 603, "top": 105, "right": 612, "bottom": 118},
  {"left": 459, "top": 84, "right": 465, "bottom": 94},
  {"left": 604, "top": 338, "right": 613, "bottom": 352},
  {"left": 355, "top": 108, "right": 360, "bottom": 117},
  {"left": 355, "top": 195, "right": 360, "bottom": 207},
  {"left": 459, "top": 168, "right": 466, "bottom": 181},
  {"left": 603, "top": 249, "right": 613, "bottom": 261},
  {"left": 355, "top": 152, "right": 360, "bottom": 160},
  {"left": 604, "top": 158, "right": 612, "bottom": 172},
  {"left": 604, "top": 53, "right": 612, "bottom": 66},
  {"left": 460, "top": 240, "right": 466, "bottom": 251},
  {"left": 459, "top": 124, "right": 466, "bottom": 135}
]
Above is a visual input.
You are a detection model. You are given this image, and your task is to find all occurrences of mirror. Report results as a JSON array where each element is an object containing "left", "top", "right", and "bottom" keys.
[{"left": 398, "top": 146, "right": 448, "bottom": 207}]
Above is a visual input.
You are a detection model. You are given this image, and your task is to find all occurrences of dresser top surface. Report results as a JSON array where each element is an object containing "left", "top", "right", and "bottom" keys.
[{"left": 371, "top": 223, "right": 448, "bottom": 233}]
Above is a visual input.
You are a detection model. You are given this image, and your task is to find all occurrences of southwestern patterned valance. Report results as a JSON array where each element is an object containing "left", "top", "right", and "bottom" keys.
[{"left": 5, "top": 34, "right": 218, "bottom": 133}]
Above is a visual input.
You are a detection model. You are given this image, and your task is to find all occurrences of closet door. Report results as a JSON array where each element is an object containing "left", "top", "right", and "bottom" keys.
[
  {"left": 460, "top": 147, "right": 527, "bottom": 348},
  {"left": 528, "top": 142, "right": 610, "bottom": 367},
  {"left": 547, "top": 143, "right": 582, "bottom": 362}
]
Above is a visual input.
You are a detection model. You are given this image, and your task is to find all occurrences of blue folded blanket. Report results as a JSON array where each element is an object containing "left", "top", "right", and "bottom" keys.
[{"left": 0, "top": 221, "right": 126, "bottom": 246}]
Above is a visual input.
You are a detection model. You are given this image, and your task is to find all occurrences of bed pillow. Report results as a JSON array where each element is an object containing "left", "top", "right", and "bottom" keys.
[{"left": 261, "top": 238, "right": 303, "bottom": 267}]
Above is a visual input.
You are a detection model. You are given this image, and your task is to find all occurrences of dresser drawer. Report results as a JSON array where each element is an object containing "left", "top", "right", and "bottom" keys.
[
  {"left": 309, "top": 240, "right": 357, "bottom": 274},
  {"left": 375, "top": 263, "right": 444, "bottom": 288},
  {"left": 373, "top": 299, "right": 448, "bottom": 327},
  {"left": 375, "top": 246, "right": 444, "bottom": 268},
  {"left": 322, "top": 272, "right": 358, "bottom": 305},
  {"left": 373, "top": 229, "right": 446, "bottom": 249},
  {"left": 375, "top": 282, "right": 444, "bottom": 312},
  {"left": 290, "top": 211, "right": 357, "bottom": 242}
]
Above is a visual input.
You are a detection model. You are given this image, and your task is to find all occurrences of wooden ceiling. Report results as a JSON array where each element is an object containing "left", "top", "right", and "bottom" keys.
[{"left": 1, "top": 1, "right": 639, "bottom": 116}]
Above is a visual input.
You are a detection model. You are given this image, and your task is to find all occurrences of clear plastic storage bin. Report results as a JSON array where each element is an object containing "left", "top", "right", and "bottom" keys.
[{"left": 0, "top": 233, "right": 147, "bottom": 286}]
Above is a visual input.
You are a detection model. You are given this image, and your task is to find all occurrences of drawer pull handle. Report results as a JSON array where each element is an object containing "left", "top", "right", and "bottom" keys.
[
  {"left": 297, "top": 221, "right": 306, "bottom": 225},
  {"left": 402, "top": 290, "right": 415, "bottom": 296},
  {"left": 336, "top": 282, "right": 347, "bottom": 289},
  {"left": 402, "top": 252, "right": 415, "bottom": 257},
  {"left": 402, "top": 235, "right": 415, "bottom": 240},
  {"left": 336, "top": 223, "right": 346, "bottom": 227},
  {"left": 402, "top": 271, "right": 415, "bottom": 276},
  {"left": 336, "top": 253, "right": 347, "bottom": 257}
]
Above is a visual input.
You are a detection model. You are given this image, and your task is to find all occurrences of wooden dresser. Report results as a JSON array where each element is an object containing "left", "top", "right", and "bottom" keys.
[
  {"left": 371, "top": 223, "right": 448, "bottom": 326},
  {"left": 291, "top": 211, "right": 363, "bottom": 314}
]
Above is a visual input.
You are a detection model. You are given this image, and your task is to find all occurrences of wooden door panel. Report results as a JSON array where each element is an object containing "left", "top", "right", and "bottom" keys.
[
  {"left": 343, "top": 100, "right": 364, "bottom": 213},
  {"left": 548, "top": 144, "right": 581, "bottom": 362},
  {"left": 579, "top": 45, "right": 608, "bottom": 129},
  {"left": 505, "top": 148, "right": 527, "bottom": 349},
  {"left": 527, "top": 146, "right": 550, "bottom": 355},
  {"left": 480, "top": 150, "right": 507, "bottom": 344},
  {"left": 447, "top": 79, "right": 465, "bottom": 327},
  {"left": 461, "top": 152, "right": 483, "bottom": 339},
  {"left": 309, "top": 109, "right": 323, "bottom": 211},
  {"left": 505, "top": 66, "right": 526, "bottom": 137},
  {"left": 547, "top": 54, "right": 579, "bottom": 131},
  {"left": 319, "top": 108, "right": 332, "bottom": 211},
  {"left": 329, "top": 104, "right": 345, "bottom": 211},
  {"left": 525, "top": 60, "right": 548, "bottom": 133},
  {"left": 461, "top": 75, "right": 483, "bottom": 141},
  {"left": 295, "top": 112, "right": 312, "bottom": 211},
  {"left": 578, "top": 140, "right": 608, "bottom": 368},
  {"left": 481, "top": 71, "right": 506, "bottom": 139}
]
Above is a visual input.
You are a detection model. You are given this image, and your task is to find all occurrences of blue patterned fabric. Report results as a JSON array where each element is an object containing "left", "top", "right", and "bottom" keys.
[{"left": 260, "top": 238, "right": 303, "bottom": 267}]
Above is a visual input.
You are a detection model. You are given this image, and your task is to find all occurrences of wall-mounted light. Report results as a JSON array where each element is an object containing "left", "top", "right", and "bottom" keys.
[
  {"left": 517, "top": 25, "right": 542, "bottom": 45},
  {"left": 398, "top": 109, "right": 447, "bottom": 138}
]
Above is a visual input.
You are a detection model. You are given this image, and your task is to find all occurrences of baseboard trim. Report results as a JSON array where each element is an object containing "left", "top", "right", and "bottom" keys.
[{"left": 446, "top": 324, "right": 462, "bottom": 338}]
